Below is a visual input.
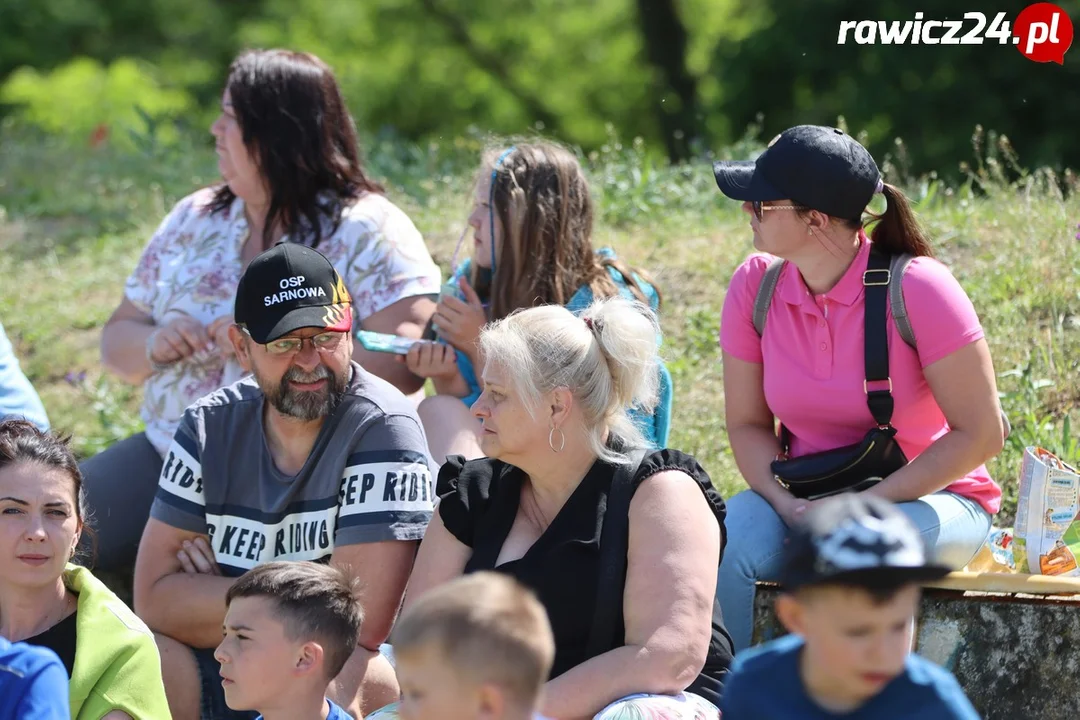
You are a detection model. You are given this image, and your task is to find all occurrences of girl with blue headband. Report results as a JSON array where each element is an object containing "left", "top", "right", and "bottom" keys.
[{"left": 401, "top": 141, "right": 671, "bottom": 464}]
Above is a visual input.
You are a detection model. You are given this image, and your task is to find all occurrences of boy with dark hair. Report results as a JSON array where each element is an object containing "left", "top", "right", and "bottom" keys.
[
  {"left": 216, "top": 561, "right": 364, "bottom": 720},
  {"left": 719, "top": 493, "right": 980, "bottom": 719},
  {"left": 388, "top": 572, "right": 555, "bottom": 720}
]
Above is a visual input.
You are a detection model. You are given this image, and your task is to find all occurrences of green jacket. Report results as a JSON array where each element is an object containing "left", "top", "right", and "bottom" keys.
[{"left": 63, "top": 564, "right": 171, "bottom": 719}]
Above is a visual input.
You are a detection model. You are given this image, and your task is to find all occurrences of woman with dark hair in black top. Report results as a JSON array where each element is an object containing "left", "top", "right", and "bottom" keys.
[{"left": 373, "top": 296, "right": 733, "bottom": 720}]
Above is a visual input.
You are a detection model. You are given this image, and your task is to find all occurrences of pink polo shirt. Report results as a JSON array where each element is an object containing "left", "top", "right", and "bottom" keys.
[{"left": 720, "top": 235, "right": 1001, "bottom": 515}]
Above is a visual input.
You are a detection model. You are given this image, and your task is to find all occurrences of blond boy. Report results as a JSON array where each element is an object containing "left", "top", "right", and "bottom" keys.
[{"left": 391, "top": 572, "right": 555, "bottom": 720}]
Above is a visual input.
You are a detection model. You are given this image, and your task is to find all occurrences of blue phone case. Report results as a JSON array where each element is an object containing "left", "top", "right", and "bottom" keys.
[{"left": 355, "top": 330, "right": 420, "bottom": 355}]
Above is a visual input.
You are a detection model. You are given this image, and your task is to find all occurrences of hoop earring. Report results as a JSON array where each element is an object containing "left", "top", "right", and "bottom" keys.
[{"left": 548, "top": 426, "right": 565, "bottom": 453}]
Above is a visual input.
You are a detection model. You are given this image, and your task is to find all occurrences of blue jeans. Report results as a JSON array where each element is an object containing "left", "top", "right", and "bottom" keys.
[{"left": 716, "top": 489, "right": 993, "bottom": 652}]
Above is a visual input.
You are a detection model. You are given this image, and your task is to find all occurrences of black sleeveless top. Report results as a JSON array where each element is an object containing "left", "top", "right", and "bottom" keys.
[{"left": 437, "top": 449, "right": 734, "bottom": 703}]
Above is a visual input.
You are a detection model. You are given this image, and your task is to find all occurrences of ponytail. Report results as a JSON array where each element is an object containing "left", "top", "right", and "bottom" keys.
[
  {"left": 866, "top": 183, "right": 934, "bottom": 258},
  {"left": 477, "top": 297, "right": 660, "bottom": 464},
  {"left": 580, "top": 296, "right": 661, "bottom": 420}
]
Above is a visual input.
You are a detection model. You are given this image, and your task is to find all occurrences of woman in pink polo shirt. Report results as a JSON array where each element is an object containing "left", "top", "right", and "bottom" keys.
[{"left": 712, "top": 125, "right": 1005, "bottom": 651}]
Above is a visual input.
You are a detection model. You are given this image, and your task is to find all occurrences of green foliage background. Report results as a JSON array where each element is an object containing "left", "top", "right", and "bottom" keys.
[{"left": 2, "top": 0, "right": 1078, "bottom": 177}]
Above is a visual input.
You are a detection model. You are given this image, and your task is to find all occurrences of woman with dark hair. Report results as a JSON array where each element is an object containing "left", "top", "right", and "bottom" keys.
[
  {"left": 711, "top": 125, "right": 1006, "bottom": 652},
  {"left": 86, "top": 49, "right": 441, "bottom": 572},
  {"left": 0, "top": 419, "right": 170, "bottom": 718},
  {"left": 404, "top": 141, "right": 672, "bottom": 464}
]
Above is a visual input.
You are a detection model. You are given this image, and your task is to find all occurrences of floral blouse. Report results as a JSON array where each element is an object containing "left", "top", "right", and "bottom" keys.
[{"left": 125, "top": 187, "right": 441, "bottom": 456}]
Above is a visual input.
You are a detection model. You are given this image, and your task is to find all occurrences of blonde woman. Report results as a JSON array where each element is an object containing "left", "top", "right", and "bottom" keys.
[{"left": 375, "top": 297, "right": 732, "bottom": 720}]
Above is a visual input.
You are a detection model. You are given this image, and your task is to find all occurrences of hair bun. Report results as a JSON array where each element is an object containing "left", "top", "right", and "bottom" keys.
[{"left": 580, "top": 296, "right": 660, "bottom": 415}]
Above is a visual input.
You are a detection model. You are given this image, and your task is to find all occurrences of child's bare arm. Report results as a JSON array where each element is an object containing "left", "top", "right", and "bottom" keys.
[{"left": 432, "top": 368, "right": 470, "bottom": 397}]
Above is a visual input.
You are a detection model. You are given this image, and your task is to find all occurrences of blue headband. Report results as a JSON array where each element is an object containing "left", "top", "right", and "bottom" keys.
[{"left": 489, "top": 146, "right": 516, "bottom": 276}]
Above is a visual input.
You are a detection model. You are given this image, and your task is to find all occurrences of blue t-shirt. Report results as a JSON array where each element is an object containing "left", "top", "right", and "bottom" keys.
[
  {"left": 719, "top": 635, "right": 980, "bottom": 719},
  {"left": 0, "top": 636, "right": 70, "bottom": 719},
  {"left": 257, "top": 698, "right": 349, "bottom": 720}
]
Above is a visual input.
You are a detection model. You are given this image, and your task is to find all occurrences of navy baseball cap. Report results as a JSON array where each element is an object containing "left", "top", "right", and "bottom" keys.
[
  {"left": 235, "top": 243, "right": 353, "bottom": 344},
  {"left": 713, "top": 125, "right": 882, "bottom": 221},
  {"left": 779, "top": 493, "right": 952, "bottom": 592}
]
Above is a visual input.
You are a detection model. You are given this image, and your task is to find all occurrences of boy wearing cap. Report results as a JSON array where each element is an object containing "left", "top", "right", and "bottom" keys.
[
  {"left": 134, "top": 243, "right": 437, "bottom": 720},
  {"left": 718, "top": 493, "right": 980, "bottom": 719}
]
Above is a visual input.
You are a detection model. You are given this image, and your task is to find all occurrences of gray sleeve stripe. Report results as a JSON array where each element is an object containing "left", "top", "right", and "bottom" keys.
[
  {"left": 336, "top": 509, "right": 433, "bottom": 529},
  {"left": 335, "top": 524, "right": 429, "bottom": 545},
  {"left": 174, "top": 423, "right": 200, "bottom": 458},
  {"left": 149, "top": 498, "right": 207, "bottom": 533},
  {"left": 345, "top": 449, "right": 430, "bottom": 465},
  {"left": 154, "top": 490, "right": 206, "bottom": 519}
]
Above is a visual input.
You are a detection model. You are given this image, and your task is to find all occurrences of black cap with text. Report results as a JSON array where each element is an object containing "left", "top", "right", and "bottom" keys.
[
  {"left": 779, "top": 493, "right": 952, "bottom": 592},
  {"left": 234, "top": 243, "right": 353, "bottom": 344},
  {"left": 712, "top": 125, "right": 881, "bottom": 221}
]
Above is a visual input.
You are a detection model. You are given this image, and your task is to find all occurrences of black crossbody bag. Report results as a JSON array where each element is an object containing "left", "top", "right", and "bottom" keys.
[{"left": 769, "top": 250, "right": 909, "bottom": 500}]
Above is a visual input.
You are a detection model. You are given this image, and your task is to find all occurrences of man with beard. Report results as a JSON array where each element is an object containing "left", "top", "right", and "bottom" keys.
[{"left": 132, "top": 243, "right": 437, "bottom": 720}]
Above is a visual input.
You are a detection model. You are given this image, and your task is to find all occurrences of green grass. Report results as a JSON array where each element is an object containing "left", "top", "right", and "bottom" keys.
[{"left": 1, "top": 123, "right": 1078, "bottom": 526}]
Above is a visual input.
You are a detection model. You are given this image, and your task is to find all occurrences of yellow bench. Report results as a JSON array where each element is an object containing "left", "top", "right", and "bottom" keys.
[{"left": 924, "top": 569, "right": 1080, "bottom": 596}]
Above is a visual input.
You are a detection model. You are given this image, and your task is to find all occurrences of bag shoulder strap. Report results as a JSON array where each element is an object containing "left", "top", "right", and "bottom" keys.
[
  {"left": 864, "top": 250, "right": 895, "bottom": 428},
  {"left": 752, "top": 257, "right": 786, "bottom": 337},
  {"left": 888, "top": 253, "right": 917, "bottom": 349},
  {"left": 783, "top": 250, "right": 896, "bottom": 453},
  {"left": 586, "top": 446, "right": 649, "bottom": 659},
  {"left": 886, "top": 252, "right": 1011, "bottom": 439},
  {"left": 754, "top": 254, "right": 919, "bottom": 351}
]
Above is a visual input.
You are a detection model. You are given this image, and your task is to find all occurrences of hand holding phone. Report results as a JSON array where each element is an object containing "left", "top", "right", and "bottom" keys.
[
  {"left": 434, "top": 275, "right": 486, "bottom": 350},
  {"left": 403, "top": 340, "right": 459, "bottom": 380},
  {"left": 355, "top": 330, "right": 421, "bottom": 355}
]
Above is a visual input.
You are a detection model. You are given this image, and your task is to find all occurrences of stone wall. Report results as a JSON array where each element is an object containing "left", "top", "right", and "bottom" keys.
[{"left": 752, "top": 583, "right": 1080, "bottom": 719}]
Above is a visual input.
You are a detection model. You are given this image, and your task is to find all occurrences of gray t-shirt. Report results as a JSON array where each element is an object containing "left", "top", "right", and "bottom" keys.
[{"left": 150, "top": 362, "right": 436, "bottom": 577}]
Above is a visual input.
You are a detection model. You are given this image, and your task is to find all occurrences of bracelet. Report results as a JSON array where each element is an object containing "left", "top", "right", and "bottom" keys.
[{"left": 145, "top": 329, "right": 177, "bottom": 373}]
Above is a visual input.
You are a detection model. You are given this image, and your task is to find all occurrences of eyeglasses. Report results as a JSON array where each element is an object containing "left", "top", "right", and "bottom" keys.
[
  {"left": 240, "top": 327, "right": 346, "bottom": 356},
  {"left": 752, "top": 201, "right": 804, "bottom": 222}
]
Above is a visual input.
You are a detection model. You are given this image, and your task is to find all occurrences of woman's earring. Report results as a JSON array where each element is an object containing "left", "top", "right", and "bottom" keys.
[{"left": 548, "top": 426, "right": 565, "bottom": 453}]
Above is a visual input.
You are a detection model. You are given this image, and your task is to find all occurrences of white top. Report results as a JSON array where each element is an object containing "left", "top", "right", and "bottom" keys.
[{"left": 124, "top": 187, "right": 441, "bottom": 455}]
